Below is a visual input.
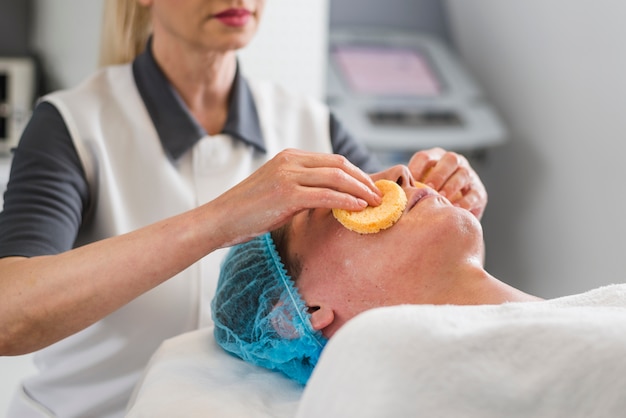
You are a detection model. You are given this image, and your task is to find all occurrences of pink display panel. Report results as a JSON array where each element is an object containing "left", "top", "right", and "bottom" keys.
[{"left": 332, "top": 45, "right": 441, "bottom": 96}]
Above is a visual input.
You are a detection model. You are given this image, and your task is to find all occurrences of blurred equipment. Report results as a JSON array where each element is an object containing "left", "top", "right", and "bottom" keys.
[
  {"left": 326, "top": 0, "right": 506, "bottom": 163},
  {"left": 0, "top": 57, "right": 36, "bottom": 155},
  {"left": 0, "top": 0, "right": 35, "bottom": 156}
]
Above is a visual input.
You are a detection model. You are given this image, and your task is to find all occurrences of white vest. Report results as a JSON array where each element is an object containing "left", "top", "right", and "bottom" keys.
[{"left": 9, "top": 64, "right": 331, "bottom": 418}]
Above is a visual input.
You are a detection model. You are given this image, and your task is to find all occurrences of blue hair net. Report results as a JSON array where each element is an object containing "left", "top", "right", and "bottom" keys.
[{"left": 211, "top": 232, "right": 328, "bottom": 385}]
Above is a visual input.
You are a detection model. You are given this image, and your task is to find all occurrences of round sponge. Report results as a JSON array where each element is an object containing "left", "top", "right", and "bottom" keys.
[{"left": 332, "top": 179, "right": 408, "bottom": 234}]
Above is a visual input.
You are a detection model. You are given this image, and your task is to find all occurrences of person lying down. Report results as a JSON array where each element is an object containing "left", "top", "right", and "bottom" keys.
[{"left": 211, "top": 164, "right": 541, "bottom": 384}]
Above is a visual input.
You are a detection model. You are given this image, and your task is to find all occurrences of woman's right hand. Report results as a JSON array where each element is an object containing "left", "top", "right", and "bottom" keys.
[
  {"left": 0, "top": 150, "right": 380, "bottom": 354},
  {"left": 207, "top": 149, "right": 382, "bottom": 247}
]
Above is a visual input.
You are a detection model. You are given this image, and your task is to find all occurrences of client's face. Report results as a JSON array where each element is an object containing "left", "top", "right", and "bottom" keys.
[{"left": 285, "top": 165, "right": 484, "bottom": 338}]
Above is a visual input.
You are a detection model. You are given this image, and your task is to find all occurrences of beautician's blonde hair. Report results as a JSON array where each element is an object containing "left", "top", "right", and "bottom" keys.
[{"left": 99, "top": 0, "right": 152, "bottom": 67}]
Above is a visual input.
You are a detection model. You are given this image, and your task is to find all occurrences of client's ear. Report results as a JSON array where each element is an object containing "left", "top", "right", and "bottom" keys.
[{"left": 309, "top": 305, "right": 334, "bottom": 331}]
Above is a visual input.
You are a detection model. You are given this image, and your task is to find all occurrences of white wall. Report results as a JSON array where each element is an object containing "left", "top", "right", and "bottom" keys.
[
  {"left": 238, "top": 0, "right": 329, "bottom": 99},
  {"left": 446, "top": 0, "right": 626, "bottom": 298},
  {"left": 31, "top": 0, "right": 105, "bottom": 91},
  {"left": 1, "top": 1, "right": 329, "bottom": 415}
]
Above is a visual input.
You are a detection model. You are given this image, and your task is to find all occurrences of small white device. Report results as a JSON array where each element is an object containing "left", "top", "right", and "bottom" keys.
[{"left": 0, "top": 57, "right": 36, "bottom": 155}]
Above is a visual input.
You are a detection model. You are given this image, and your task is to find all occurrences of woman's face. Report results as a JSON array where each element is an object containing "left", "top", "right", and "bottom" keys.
[
  {"left": 141, "top": 0, "right": 267, "bottom": 52},
  {"left": 285, "top": 165, "right": 484, "bottom": 337}
]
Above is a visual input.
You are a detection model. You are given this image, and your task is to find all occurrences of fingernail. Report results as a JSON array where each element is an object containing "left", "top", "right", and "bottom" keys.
[{"left": 357, "top": 198, "right": 368, "bottom": 207}]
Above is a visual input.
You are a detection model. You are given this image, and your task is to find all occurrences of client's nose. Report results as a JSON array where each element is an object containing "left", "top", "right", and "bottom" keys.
[{"left": 385, "top": 165, "right": 415, "bottom": 188}]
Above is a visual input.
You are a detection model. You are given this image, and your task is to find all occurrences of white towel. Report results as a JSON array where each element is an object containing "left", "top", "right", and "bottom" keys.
[
  {"left": 125, "top": 328, "right": 302, "bottom": 418},
  {"left": 296, "top": 284, "right": 626, "bottom": 418}
]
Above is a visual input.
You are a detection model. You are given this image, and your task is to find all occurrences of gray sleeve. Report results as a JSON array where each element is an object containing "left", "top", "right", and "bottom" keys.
[
  {"left": 329, "top": 112, "right": 382, "bottom": 173},
  {"left": 0, "top": 101, "right": 89, "bottom": 257}
]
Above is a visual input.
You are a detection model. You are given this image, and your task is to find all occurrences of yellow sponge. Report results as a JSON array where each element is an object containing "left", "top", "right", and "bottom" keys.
[{"left": 332, "top": 179, "right": 407, "bottom": 234}]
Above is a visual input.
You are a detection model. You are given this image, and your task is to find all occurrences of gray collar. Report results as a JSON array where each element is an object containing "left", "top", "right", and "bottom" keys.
[{"left": 132, "top": 39, "right": 266, "bottom": 161}]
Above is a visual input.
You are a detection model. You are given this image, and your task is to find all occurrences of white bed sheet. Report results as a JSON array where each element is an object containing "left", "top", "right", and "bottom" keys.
[
  {"left": 125, "top": 328, "right": 303, "bottom": 418},
  {"left": 126, "top": 284, "right": 626, "bottom": 418}
]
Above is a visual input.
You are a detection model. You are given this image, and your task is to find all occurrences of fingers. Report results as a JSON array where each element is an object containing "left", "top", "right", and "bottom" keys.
[
  {"left": 292, "top": 185, "right": 373, "bottom": 212},
  {"left": 275, "top": 149, "right": 382, "bottom": 208},
  {"left": 410, "top": 149, "right": 463, "bottom": 190},
  {"left": 452, "top": 188, "right": 486, "bottom": 219},
  {"left": 210, "top": 150, "right": 388, "bottom": 247},
  {"left": 408, "top": 148, "right": 488, "bottom": 219},
  {"left": 407, "top": 147, "right": 446, "bottom": 182}
]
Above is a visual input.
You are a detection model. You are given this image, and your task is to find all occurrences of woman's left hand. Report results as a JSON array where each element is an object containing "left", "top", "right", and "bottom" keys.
[{"left": 407, "top": 147, "right": 487, "bottom": 219}]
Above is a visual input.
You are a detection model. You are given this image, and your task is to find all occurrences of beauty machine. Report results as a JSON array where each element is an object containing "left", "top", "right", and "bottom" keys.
[{"left": 326, "top": 28, "right": 506, "bottom": 161}]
